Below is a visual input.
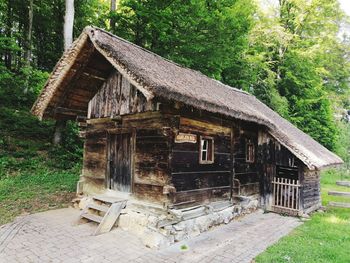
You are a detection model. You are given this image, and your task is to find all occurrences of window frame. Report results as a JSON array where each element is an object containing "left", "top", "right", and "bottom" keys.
[
  {"left": 199, "top": 136, "right": 214, "bottom": 164},
  {"left": 245, "top": 139, "right": 255, "bottom": 163}
]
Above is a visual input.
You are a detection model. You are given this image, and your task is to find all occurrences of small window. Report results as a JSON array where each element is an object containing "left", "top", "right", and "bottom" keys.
[
  {"left": 246, "top": 140, "right": 255, "bottom": 163},
  {"left": 200, "top": 136, "right": 214, "bottom": 164},
  {"left": 289, "top": 157, "right": 295, "bottom": 167}
]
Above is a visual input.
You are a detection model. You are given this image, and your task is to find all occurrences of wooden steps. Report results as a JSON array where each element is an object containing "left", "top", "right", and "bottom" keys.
[
  {"left": 336, "top": 181, "right": 350, "bottom": 187},
  {"left": 81, "top": 213, "right": 103, "bottom": 223},
  {"left": 86, "top": 203, "right": 109, "bottom": 213},
  {"left": 78, "top": 195, "right": 127, "bottom": 235}
]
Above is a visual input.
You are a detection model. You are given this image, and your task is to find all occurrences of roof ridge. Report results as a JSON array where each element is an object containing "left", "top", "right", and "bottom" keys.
[
  {"left": 86, "top": 26, "right": 188, "bottom": 69},
  {"left": 86, "top": 26, "right": 250, "bottom": 96}
]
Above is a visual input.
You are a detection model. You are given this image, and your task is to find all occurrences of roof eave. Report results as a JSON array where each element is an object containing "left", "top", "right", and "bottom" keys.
[{"left": 31, "top": 32, "right": 91, "bottom": 120}]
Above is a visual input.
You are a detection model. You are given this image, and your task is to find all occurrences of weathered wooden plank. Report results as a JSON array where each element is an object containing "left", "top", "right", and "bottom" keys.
[
  {"left": 180, "top": 117, "right": 231, "bottom": 135},
  {"left": 328, "top": 202, "right": 350, "bottom": 208},
  {"left": 171, "top": 187, "right": 230, "bottom": 208},
  {"left": 88, "top": 69, "right": 153, "bottom": 119},
  {"left": 171, "top": 172, "right": 230, "bottom": 192},
  {"left": 336, "top": 181, "right": 350, "bottom": 187},
  {"left": 55, "top": 106, "right": 87, "bottom": 116},
  {"left": 328, "top": 191, "right": 350, "bottom": 197},
  {"left": 133, "top": 183, "right": 168, "bottom": 204}
]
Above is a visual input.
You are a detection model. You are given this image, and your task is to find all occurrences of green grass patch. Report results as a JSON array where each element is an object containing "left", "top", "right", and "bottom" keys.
[
  {"left": 256, "top": 169, "right": 350, "bottom": 263},
  {"left": 0, "top": 107, "right": 82, "bottom": 225},
  {"left": 0, "top": 159, "right": 80, "bottom": 225}
]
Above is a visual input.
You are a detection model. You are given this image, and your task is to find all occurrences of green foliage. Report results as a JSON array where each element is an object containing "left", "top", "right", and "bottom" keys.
[
  {"left": 244, "top": 0, "right": 349, "bottom": 150},
  {"left": 334, "top": 121, "right": 350, "bottom": 169},
  {"left": 0, "top": 67, "right": 49, "bottom": 109},
  {"left": 48, "top": 122, "right": 83, "bottom": 170},
  {"left": 112, "top": 0, "right": 255, "bottom": 81},
  {"left": 0, "top": 107, "right": 83, "bottom": 175}
]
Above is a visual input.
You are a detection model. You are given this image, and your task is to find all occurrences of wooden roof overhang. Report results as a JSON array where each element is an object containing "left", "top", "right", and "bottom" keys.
[{"left": 36, "top": 37, "right": 114, "bottom": 120}]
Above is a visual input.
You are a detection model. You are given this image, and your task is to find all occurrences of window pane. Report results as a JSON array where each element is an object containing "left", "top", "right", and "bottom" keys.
[
  {"left": 203, "top": 140, "right": 208, "bottom": 150},
  {"left": 208, "top": 139, "right": 213, "bottom": 161},
  {"left": 202, "top": 151, "right": 207, "bottom": 161}
]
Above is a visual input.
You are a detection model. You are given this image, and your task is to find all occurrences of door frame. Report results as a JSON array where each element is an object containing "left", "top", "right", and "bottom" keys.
[{"left": 106, "top": 128, "right": 136, "bottom": 193}]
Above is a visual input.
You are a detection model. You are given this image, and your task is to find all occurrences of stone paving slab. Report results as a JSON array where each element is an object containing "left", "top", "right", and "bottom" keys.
[{"left": 0, "top": 208, "right": 302, "bottom": 263}]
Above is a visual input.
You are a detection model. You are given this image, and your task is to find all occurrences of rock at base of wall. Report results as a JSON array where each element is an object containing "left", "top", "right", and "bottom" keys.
[{"left": 117, "top": 195, "right": 260, "bottom": 248}]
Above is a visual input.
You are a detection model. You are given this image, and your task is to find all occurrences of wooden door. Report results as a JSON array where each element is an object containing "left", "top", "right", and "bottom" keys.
[{"left": 109, "top": 133, "right": 132, "bottom": 192}]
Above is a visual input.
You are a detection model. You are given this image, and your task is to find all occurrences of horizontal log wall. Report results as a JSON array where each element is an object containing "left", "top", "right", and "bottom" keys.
[
  {"left": 81, "top": 113, "right": 175, "bottom": 204},
  {"left": 134, "top": 128, "right": 170, "bottom": 204},
  {"left": 170, "top": 116, "right": 232, "bottom": 207},
  {"left": 122, "top": 113, "right": 177, "bottom": 205},
  {"left": 233, "top": 121, "right": 259, "bottom": 196},
  {"left": 82, "top": 120, "right": 117, "bottom": 192},
  {"left": 301, "top": 168, "right": 321, "bottom": 212}
]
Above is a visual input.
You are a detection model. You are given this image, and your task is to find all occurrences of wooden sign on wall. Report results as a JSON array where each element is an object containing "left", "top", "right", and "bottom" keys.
[{"left": 175, "top": 133, "right": 197, "bottom": 143}]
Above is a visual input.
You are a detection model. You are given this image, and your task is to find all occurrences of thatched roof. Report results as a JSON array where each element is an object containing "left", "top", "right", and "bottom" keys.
[{"left": 32, "top": 26, "right": 343, "bottom": 170}]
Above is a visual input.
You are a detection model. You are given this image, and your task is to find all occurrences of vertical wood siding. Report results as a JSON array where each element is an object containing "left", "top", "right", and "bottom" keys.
[{"left": 87, "top": 69, "right": 154, "bottom": 119}]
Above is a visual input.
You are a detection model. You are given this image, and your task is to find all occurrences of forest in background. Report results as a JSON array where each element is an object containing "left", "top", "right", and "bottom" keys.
[
  {"left": 1, "top": 0, "right": 350, "bottom": 150},
  {"left": 0, "top": 0, "right": 350, "bottom": 181}
]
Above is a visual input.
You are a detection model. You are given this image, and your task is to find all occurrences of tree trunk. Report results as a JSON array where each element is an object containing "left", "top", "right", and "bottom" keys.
[
  {"left": 110, "top": 0, "right": 117, "bottom": 32},
  {"left": 25, "top": 0, "right": 33, "bottom": 64},
  {"left": 53, "top": 119, "right": 67, "bottom": 145},
  {"left": 5, "top": 0, "right": 13, "bottom": 69},
  {"left": 63, "top": 0, "right": 74, "bottom": 50},
  {"left": 24, "top": 0, "right": 34, "bottom": 94},
  {"left": 53, "top": 0, "right": 74, "bottom": 145}
]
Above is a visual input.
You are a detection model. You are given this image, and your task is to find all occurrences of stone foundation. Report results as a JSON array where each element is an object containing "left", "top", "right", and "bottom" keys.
[
  {"left": 115, "top": 196, "right": 259, "bottom": 248},
  {"left": 75, "top": 194, "right": 259, "bottom": 248}
]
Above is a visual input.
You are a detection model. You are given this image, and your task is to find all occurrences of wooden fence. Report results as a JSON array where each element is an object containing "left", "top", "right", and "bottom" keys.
[{"left": 272, "top": 177, "right": 301, "bottom": 215}]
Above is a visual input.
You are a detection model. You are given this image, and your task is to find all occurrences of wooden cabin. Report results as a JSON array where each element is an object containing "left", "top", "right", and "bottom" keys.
[{"left": 32, "top": 27, "right": 343, "bottom": 219}]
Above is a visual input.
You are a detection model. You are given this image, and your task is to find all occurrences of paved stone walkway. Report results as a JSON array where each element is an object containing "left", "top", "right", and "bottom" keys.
[{"left": 0, "top": 208, "right": 302, "bottom": 263}]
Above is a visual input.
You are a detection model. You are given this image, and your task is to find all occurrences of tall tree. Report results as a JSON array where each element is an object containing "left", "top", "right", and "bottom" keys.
[
  {"left": 244, "top": 0, "right": 350, "bottom": 149},
  {"left": 63, "top": 0, "right": 75, "bottom": 50},
  {"left": 53, "top": 0, "right": 75, "bottom": 145},
  {"left": 110, "top": 0, "right": 117, "bottom": 31},
  {"left": 25, "top": 0, "right": 33, "bottom": 64}
]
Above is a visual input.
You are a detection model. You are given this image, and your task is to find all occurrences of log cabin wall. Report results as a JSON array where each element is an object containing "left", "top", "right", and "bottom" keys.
[
  {"left": 258, "top": 131, "right": 276, "bottom": 209},
  {"left": 232, "top": 121, "right": 260, "bottom": 196},
  {"left": 169, "top": 116, "right": 232, "bottom": 208},
  {"left": 300, "top": 168, "right": 321, "bottom": 213},
  {"left": 82, "top": 68, "right": 175, "bottom": 205},
  {"left": 81, "top": 119, "right": 117, "bottom": 194},
  {"left": 81, "top": 113, "right": 175, "bottom": 205},
  {"left": 121, "top": 113, "right": 177, "bottom": 205},
  {"left": 159, "top": 103, "right": 268, "bottom": 208}
]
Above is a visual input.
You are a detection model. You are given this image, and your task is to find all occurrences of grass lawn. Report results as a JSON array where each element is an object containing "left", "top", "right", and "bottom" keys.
[
  {"left": 0, "top": 165, "right": 79, "bottom": 225},
  {"left": 0, "top": 107, "right": 81, "bottom": 225},
  {"left": 256, "top": 169, "right": 350, "bottom": 263}
]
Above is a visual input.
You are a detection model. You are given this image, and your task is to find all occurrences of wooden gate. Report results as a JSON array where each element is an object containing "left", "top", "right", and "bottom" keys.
[
  {"left": 108, "top": 132, "right": 133, "bottom": 192},
  {"left": 271, "top": 177, "right": 301, "bottom": 215}
]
